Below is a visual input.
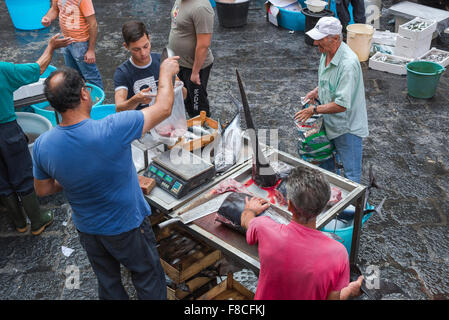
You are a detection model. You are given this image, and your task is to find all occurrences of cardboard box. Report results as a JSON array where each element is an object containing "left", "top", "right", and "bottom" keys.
[{"left": 369, "top": 52, "right": 413, "bottom": 75}]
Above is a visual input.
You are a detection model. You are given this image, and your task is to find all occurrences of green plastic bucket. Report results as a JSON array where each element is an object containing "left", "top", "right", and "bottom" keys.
[{"left": 406, "top": 61, "right": 445, "bottom": 99}]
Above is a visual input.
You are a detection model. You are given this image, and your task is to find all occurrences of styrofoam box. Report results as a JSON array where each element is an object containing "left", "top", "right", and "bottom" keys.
[
  {"left": 396, "top": 33, "right": 432, "bottom": 50},
  {"left": 398, "top": 17, "right": 437, "bottom": 41},
  {"left": 13, "top": 78, "right": 45, "bottom": 101},
  {"left": 369, "top": 52, "right": 413, "bottom": 75},
  {"left": 372, "top": 30, "right": 398, "bottom": 46},
  {"left": 417, "top": 47, "right": 449, "bottom": 67},
  {"left": 394, "top": 43, "right": 430, "bottom": 59}
]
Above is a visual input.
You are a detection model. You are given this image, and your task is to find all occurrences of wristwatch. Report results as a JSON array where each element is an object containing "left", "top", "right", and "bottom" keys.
[{"left": 313, "top": 104, "right": 318, "bottom": 115}]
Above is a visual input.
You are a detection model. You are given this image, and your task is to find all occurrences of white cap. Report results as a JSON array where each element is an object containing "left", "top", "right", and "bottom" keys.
[{"left": 306, "top": 16, "right": 342, "bottom": 40}]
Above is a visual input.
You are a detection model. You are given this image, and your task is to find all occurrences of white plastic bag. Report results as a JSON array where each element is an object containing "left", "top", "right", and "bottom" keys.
[
  {"left": 150, "top": 81, "right": 187, "bottom": 146},
  {"left": 214, "top": 113, "right": 243, "bottom": 173}
]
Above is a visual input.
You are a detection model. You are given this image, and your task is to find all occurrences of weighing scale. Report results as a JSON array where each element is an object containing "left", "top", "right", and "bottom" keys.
[{"left": 144, "top": 148, "right": 216, "bottom": 199}]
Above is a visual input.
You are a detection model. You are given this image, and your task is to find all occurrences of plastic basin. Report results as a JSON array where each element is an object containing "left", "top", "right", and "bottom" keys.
[
  {"left": 346, "top": 24, "right": 374, "bottom": 62},
  {"left": 5, "top": 0, "right": 50, "bottom": 31},
  {"left": 91, "top": 104, "right": 116, "bottom": 120},
  {"left": 277, "top": 3, "right": 306, "bottom": 32},
  {"left": 215, "top": 1, "right": 249, "bottom": 28},
  {"left": 31, "top": 83, "right": 105, "bottom": 126},
  {"left": 15, "top": 112, "right": 52, "bottom": 157},
  {"left": 320, "top": 203, "right": 374, "bottom": 255},
  {"left": 406, "top": 61, "right": 445, "bottom": 99}
]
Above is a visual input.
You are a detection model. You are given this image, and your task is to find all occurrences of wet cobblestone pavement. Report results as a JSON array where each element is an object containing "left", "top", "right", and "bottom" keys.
[{"left": 1, "top": 0, "right": 448, "bottom": 300}]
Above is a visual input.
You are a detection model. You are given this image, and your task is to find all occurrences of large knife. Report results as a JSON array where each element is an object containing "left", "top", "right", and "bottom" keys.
[
  {"left": 235, "top": 69, "right": 278, "bottom": 187},
  {"left": 156, "top": 192, "right": 229, "bottom": 229}
]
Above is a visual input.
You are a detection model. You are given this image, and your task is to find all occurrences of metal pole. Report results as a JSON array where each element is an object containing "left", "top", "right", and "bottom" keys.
[{"left": 349, "top": 187, "right": 367, "bottom": 266}]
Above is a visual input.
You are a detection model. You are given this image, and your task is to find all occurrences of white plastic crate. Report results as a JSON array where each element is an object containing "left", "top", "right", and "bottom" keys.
[
  {"left": 372, "top": 30, "right": 398, "bottom": 46},
  {"left": 395, "top": 33, "right": 432, "bottom": 50},
  {"left": 369, "top": 52, "right": 413, "bottom": 75},
  {"left": 13, "top": 78, "right": 45, "bottom": 101},
  {"left": 417, "top": 47, "right": 449, "bottom": 67},
  {"left": 398, "top": 17, "right": 437, "bottom": 41},
  {"left": 394, "top": 43, "right": 430, "bottom": 59}
]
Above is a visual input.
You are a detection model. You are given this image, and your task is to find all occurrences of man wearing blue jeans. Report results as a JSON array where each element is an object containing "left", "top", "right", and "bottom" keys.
[
  {"left": 296, "top": 17, "right": 368, "bottom": 184},
  {"left": 41, "top": 0, "right": 104, "bottom": 89},
  {"left": 32, "top": 57, "right": 181, "bottom": 299}
]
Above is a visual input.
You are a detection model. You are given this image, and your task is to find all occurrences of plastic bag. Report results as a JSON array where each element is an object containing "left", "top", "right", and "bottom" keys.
[
  {"left": 296, "top": 102, "right": 334, "bottom": 163},
  {"left": 214, "top": 113, "right": 243, "bottom": 173},
  {"left": 150, "top": 81, "right": 187, "bottom": 146}
]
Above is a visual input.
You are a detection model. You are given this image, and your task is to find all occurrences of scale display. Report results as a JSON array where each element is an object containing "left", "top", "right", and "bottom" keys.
[{"left": 144, "top": 149, "right": 216, "bottom": 199}]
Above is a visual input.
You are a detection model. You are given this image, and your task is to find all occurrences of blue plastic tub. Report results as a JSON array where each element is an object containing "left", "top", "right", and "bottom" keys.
[
  {"left": 276, "top": 0, "right": 354, "bottom": 32},
  {"left": 91, "top": 104, "right": 116, "bottom": 120},
  {"left": 31, "top": 83, "right": 105, "bottom": 126},
  {"left": 320, "top": 203, "right": 374, "bottom": 255},
  {"left": 5, "top": 0, "right": 50, "bottom": 31},
  {"left": 277, "top": 4, "right": 306, "bottom": 31}
]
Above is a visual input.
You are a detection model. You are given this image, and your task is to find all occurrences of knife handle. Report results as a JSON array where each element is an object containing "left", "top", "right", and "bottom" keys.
[{"left": 157, "top": 217, "right": 181, "bottom": 230}]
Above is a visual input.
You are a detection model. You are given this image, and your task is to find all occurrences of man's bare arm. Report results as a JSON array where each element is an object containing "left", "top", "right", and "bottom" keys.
[
  {"left": 141, "top": 57, "right": 180, "bottom": 135},
  {"left": 41, "top": 1, "right": 59, "bottom": 27},
  {"left": 36, "top": 34, "right": 73, "bottom": 75},
  {"left": 34, "top": 178, "right": 63, "bottom": 197},
  {"left": 84, "top": 15, "right": 98, "bottom": 64},
  {"left": 190, "top": 33, "right": 212, "bottom": 85}
]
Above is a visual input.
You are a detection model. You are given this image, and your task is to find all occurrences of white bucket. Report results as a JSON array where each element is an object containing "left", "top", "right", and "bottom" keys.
[
  {"left": 15, "top": 112, "right": 52, "bottom": 157},
  {"left": 346, "top": 24, "right": 374, "bottom": 62}
]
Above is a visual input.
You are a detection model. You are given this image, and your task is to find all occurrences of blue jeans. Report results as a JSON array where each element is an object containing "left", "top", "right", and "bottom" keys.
[
  {"left": 78, "top": 218, "right": 166, "bottom": 300},
  {"left": 62, "top": 41, "right": 104, "bottom": 90},
  {"left": 319, "top": 133, "right": 363, "bottom": 184}
]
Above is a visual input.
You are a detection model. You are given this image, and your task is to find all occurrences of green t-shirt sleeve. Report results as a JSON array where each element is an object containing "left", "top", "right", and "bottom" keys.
[
  {"left": 5, "top": 62, "right": 41, "bottom": 91},
  {"left": 334, "top": 63, "right": 357, "bottom": 110},
  {"left": 192, "top": 5, "right": 214, "bottom": 34}
]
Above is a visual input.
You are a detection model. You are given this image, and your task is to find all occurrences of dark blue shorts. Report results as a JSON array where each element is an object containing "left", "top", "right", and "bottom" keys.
[
  {"left": 78, "top": 217, "right": 166, "bottom": 300},
  {"left": 0, "top": 120, "right": 34, "bottom": 197}
]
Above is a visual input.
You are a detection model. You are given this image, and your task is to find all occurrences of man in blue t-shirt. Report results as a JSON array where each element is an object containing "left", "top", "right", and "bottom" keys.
[
  {"left": 33, "top": 57, "right": 180, "bottom": 300},
  {"left": 114, "top": 21, "right": 186, "bottom": 112},
  {"left": 0, "top": 33, "right": 72, "bottom": 236}
]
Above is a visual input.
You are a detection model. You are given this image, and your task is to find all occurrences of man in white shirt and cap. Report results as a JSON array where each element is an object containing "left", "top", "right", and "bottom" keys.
[{"left": 295, "top": 17, "right": 369, "bottom": 185}]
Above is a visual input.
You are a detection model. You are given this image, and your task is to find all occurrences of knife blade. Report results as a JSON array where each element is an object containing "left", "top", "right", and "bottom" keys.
[{"left": 157, "top": 192, "right": 229, "bottom": 229}]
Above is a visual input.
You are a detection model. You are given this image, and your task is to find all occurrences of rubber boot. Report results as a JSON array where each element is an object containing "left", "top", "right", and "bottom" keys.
[
  {"left": 0, "top": 193, "right": 29, "bottom": 233},
  {"left": 20, "top": 191, "right": 54, "bottom": 236}
]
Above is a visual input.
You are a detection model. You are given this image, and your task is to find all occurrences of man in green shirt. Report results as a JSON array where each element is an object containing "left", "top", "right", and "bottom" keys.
[
  {"left": 0, "top": 33, "right": 72, "bottom": 235},
  {"left": 295, "top": 17, "right": 368, "bottom": 184}
]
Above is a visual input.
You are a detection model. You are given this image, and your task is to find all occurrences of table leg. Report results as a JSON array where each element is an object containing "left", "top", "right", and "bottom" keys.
[{"left": 349, "top": 188, "right": 367, "bottom": 266}]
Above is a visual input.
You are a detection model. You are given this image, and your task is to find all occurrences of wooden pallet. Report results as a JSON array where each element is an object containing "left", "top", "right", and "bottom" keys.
[
  {"left": 156, "top": 224, "right": 222, "bottom": 284},
  {"left": 169, "top": 111, "right": 218, "bottom": 151},
  {"left": 197, "top": 273, "right": 255, "bottom": 300}
]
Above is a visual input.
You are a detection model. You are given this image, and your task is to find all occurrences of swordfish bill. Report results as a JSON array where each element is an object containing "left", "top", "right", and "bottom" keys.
[{"left": 235, "top": 69, "right": 278, "bottom": 187}]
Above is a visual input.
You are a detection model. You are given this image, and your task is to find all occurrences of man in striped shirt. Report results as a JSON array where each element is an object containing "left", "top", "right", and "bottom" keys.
[{"left": 41, "top": 0, "right": 104, "bottom": 89}]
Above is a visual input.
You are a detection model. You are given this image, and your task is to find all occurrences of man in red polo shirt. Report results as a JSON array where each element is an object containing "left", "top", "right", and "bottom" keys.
[{"left": 241, "top": 166, "right": 363, "bottom": 300}]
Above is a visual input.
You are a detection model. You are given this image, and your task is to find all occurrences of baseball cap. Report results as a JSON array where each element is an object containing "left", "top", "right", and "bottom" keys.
[{"left": 306, "top": 16, "right": 342, "bottom": 41}]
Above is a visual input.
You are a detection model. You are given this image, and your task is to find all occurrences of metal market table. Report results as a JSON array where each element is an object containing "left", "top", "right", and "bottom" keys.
[{"left": 144, "top": 138, "right": 367, "bottom": 275}]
